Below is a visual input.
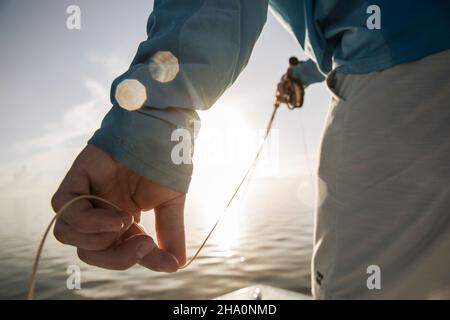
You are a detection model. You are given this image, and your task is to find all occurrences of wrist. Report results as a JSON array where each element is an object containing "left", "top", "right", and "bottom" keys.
[{"left": 89, "top": 105, "right": 196, "bottom": 193}]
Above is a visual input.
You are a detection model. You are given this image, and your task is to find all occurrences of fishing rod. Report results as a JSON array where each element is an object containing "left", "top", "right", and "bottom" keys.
[{"left": 27, "top": 56, "right": 309, "bottom": 300}]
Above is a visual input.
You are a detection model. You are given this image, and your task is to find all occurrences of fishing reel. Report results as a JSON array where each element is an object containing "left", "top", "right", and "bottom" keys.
[{"left": 274, "top": 57, "right": 304, "bottom": 109}]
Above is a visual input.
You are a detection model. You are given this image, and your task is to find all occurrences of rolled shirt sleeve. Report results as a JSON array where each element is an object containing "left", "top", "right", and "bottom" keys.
[
  {"left": 292, "top": 59, "right": 325, "bottom": 87},
  {"left": 89, "top": 0, "right": 268, "bottom": 193}
]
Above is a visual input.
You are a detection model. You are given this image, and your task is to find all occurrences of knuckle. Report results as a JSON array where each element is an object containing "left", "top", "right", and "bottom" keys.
[
  {"left": 50, "top": 193, "right": 60, "bottom": 212},
  {"left": 53, "top": 221, "right": 67, "bottom": 244},
  {"left": 76, "top": 248, "right": 89, "bottom": 264}
]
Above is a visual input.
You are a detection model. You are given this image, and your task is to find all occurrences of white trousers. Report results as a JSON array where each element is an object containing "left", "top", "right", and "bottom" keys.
[{"left": 313, "top": 49, "right": 450, "bottom": 299}]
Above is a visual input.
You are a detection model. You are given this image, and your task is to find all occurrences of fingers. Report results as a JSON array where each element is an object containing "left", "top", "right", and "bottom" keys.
[
  {"left": 154, "top": 195, "right": 187, "bottom": 267},
  {"left": 78, "top": 224, "right": 179, "bottom": 272},
  {"left": 77, "top": 233, "right": 155, "bottom": 270},
  {"left": 138, "top": 245, "right": 180, "bottom": 273},
  {"left": 53, "top": 210, "right": 133, "bottom": 249},
  {"left": 126, "top": 224, "right": 180, "bottom": 271},
  {"left": 292, "top": 81, "right": 304, "bottom": 107},
  {"left": 132, "top": 178, "right": 181, "bottom": 211},
  {"left": 276, "top": 80, "right": 287, "bottom": 103},
  {"left": 52, "top": 176, "right": 130, "bottom": 234},
  {"left": 52, "top": 145, "right": 185, "bottom": 273},
  {"left": 51, "top": 155, "right": 134, "bottom": 245},
  {"left": 54, "top": 219, "right": 119, "bottom": 251},
  {"left": 132, "top": 178, "right": 187, "bottom": 267},
  {"left": 61, "top": 203, "right": 128, "bottom": 234}
]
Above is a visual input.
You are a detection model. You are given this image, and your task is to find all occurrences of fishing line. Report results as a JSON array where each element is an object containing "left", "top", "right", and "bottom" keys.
[
  {"left": 26, "top": 195, "right": 121, "bottom": 300},
  {"left": 27, "top": 104, "right": 314, "bottom": 300}
]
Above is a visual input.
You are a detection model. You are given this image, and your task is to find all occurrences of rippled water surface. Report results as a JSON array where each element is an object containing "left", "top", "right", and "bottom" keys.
[{"left": 0, "top": 177, "right": 314, "bottom": 299}]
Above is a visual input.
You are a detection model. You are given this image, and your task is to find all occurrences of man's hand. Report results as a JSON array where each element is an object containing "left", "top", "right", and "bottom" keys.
[
  {"left": 51, "top": 145, "right": 186, "bottom": 272},
  {"left": 275, "top": 57, "right": 305, "bottom": 109}
]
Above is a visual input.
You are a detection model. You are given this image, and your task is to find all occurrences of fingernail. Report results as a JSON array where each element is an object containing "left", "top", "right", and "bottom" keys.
[
  {"left": 122, "top": 214, "right": 133, "bottom": 229},
  {"left": 118, "top": 212, "right": 133, "bottom": 231},
  {"left": 137, "top": 240, "right": 155, "bottom": 259}
]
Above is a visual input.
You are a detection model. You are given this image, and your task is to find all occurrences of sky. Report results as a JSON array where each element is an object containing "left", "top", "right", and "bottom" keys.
[{"left": 0, "top": 0, "right": 331, "bottom": 206}]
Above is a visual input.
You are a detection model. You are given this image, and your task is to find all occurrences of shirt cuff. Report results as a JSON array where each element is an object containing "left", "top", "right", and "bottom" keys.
[
  {"left": 292, "top": 59, "right": 326, "bottom": 87},
  {"left": 88, "top": 105, "right": 198, "bottom": 193}
]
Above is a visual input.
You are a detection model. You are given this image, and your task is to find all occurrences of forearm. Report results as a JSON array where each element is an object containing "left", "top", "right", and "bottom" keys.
[{"left": 90, "top": 0, "right": 269, "bottom": 193}]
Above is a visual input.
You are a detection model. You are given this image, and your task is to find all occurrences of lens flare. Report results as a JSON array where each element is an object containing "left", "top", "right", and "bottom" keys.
[
  {"left": 149, "top": 51, "right": 179, "bottom": 83},
  {"left": 115, "top": 79, "right": 147, "bottom": 111}
]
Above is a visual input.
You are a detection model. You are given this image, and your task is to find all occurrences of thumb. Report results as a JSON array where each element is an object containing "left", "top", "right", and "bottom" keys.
[{"left": 154, "top": 194, "right": 187, "bottom": 267}]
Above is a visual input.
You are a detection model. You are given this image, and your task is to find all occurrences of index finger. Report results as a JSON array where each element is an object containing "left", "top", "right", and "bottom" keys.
[{"left": 51, "top": 168, "right": 127, "bottom": 234}]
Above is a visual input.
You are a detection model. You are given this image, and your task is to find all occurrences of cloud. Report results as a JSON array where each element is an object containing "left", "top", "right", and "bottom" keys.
[
  {"left": 0, "top": 51, "right": 131, "bottom": 197},
  {"left": 87, "top": 52, "right": 129, "bottom": 79},
  {"left": 0, "top": 78, "right": 111, "bottom": 197},
  {"left": 22, "top": 79, "right": 109, "bottom": 151}
]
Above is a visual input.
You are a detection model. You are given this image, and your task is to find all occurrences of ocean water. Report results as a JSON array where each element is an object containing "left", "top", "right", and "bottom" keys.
[{"left": 0, "top": 176, "right": 314, "bottom": 300}]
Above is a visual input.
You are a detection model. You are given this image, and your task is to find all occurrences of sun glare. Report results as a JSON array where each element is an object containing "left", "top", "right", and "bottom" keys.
[{"left": 190, "top": 100, "right": 256, "bottom": 254}]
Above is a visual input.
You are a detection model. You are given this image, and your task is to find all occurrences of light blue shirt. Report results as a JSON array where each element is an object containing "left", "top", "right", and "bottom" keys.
[{"left": 90, "top": 0, "right": 450, "bottom": 193}]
